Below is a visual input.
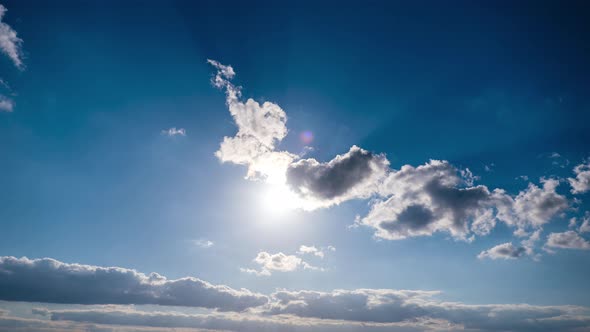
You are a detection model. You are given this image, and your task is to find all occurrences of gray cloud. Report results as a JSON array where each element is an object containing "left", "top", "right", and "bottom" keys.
[
  {"left": 478, "top": 242, "right": 527, "bottom": 260},
  {"left": 267, "top": 288, "right": 590, "bottom": 331},
  {"left": 569, "top": 160, "right": 590, "bottom": 194},
  {"left": 360, "top": 165, "right": 568, "bottom": 243},
  {"left": 286, "top": 145, "right": 389, "bottom": 207},
  {"left": 546, "top": 231, "right": 590, "bottom": 250},
  {"left": 0, "top": 256, "right": 267, "bottom": 311},
  {"left": 31, "top": 307, "right": 435, "bottom": 332}
]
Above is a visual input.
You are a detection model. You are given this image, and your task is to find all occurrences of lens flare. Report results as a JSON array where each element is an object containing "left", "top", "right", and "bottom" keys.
[{"left": 300, "top": 131, "right": 313, "bottom": 144}]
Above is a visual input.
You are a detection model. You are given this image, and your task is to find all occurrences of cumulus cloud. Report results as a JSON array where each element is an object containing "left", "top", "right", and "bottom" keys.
[
  {"left": 286, "top": 146, "right": 390, "bottom": 207},
  {"left": 0, "top": 4, "right": 23, "bottom": 69},
  {"left": 208, "top": 59, "right": 295, "bottom": 184},
  {"left": 0, "top": 256, "right": 267, "bottom": 311},
  {"left": 209, "top": 61, "right": 577, "bottom": 251},
  {"left": 569, "top": 160, "right": 590, "bottom": 194},
  {"left": 546, "top": 231, "right": 590, "bottom": 250},
  {"left": 477, "top": 242, "right": 527, "bottom": 260},
  {"left": 359, "top": 160, "right": 504, "bottom": 240},
  {"left": 161, "top": 127, "right": 186, "bottom": 136},
  {"left": 241, "top": 251, "right": 319, "bottom": 276}
]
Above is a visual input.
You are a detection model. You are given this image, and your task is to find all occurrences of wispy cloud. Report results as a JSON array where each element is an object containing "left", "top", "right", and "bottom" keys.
[
  {"left": 193, "top": 238, "right": 214, "bottom": 248},
  {"left": 161, "top": 127, "right": 186, "bottom": 136},
  {"left": 0, "top": 4, "right": 23, "bottom": 69}
]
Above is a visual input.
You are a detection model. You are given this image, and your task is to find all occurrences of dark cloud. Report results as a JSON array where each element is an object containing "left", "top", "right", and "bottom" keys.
[
  {"left": 286, "top": 145, "right": 389, "bottom": 202},
  {"left": 0, "top": 256, "right": 267, "bottom": 311}
]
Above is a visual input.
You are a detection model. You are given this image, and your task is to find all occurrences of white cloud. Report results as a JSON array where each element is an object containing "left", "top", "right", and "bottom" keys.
[
  {"left": 161, "top": 127, "right": 186, "bottom": 136},
  {"left": 241, "top": 251, "right": 320, "bottom": 276},
  {"left": 0, "top": 94, "right": 13, "bottom": 112},
  {"left": 502, "top": 178, "right": 569, "bottom": 234},
  {"left": 297, "top": 245, "right": 336, "bottom": 258},
  {"left": 477, "top": 242, "right": 527, "bottom": 260},
  {"left": 193, "top": 238, "right": 214, "bottom": 248},
  {"left": 0, "top": 4, "right": 23, "bottom": 69},
  {"left": 568, "top": 160, "right": 590, "bottom": 194},
  {"left": 0, "top": 256, "right": 267, "bottom": 311},
  {"left": 546, "top": 231, "right": 590, "bottom": 250},
  {"left": 208, "top": 59, "right": 295, "bottom": 184}
]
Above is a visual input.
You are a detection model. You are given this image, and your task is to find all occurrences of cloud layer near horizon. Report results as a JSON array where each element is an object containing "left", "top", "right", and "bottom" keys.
[
  {"left": 2, "top": 255, "right": 590, "bottom": 331},
  {"left": 0, "top": 256, "right": 267, "bottom": 311}
]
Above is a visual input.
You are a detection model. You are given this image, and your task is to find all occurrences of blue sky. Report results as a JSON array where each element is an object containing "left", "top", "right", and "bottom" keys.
[{"left": 1, "top": 1, "right": 590, "bottom": 331}]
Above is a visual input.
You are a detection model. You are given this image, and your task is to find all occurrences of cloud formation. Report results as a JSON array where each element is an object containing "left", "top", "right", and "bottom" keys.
[
  {"left": 569, "top": 160, "right": 590, "bottom": 194},
  {"left": 546, "top": 231, "right": 590, "bottom": 250},
  {"left": 241, "top": 251, "right": 319, "bottom": 276},
  {"left": 209, "top": 61, "right": 576, "bottom": 254},
  {"left": 0, "top": 256, "right": 267, "bottom": 311},
  {"left": 477, "top": 242, "right": 527, "bottom": 260},
  {"left": 0, "top": 5, "right": 23, "bottom": 69},
  {"left": 208, "top": 59, "right": 295, "bottom": 184},
  {"left": 267, "top": 288, "right": 590, "bottom": 331}
]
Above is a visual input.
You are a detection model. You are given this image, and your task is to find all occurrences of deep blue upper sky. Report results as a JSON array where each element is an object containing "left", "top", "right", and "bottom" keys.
[{"left": 1, "top": 0, "right": 590, "bottom": 314}]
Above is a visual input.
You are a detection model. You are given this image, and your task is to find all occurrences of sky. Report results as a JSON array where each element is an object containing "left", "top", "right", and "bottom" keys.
[{"left": 1, "top": 1, "right": 590, "bottom": 331}]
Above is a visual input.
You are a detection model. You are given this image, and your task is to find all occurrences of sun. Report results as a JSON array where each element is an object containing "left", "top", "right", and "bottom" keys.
[{"left": 261, "top": 183, "right": 300, "bottom": 215}]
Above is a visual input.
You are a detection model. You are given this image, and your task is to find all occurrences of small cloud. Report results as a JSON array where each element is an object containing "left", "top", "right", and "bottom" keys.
[
  {"left": 241, "top": 251, "right": 323, "bottom": 276},
  {"left": 0, "top": 95, "right": 14, "bottom": 112},
  {"left": 297, "top": 245, "right": 335, "bottom": 258},
  {"left": 193, "top": 239, "right": 214, "bottom": 249},
  {"left": 478, "top": 242, "right": 527, "bottom": 260},
  {"left": 161, "top": 127, "right": 186, "bottom": 136}
]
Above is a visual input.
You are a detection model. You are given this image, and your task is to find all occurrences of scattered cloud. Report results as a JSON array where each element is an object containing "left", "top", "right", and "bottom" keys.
[
  {"left": 477, "top": 242, "right": 527, "bottom": 260},
  {"left": 161, "top": 127, "right": 186, "bottom": 136},
  {"left": 208, "top": 61, "right": 576, "bottom": 255},
  {"left": 0, "top": 256, "right": 267, "bottom": 311},
  {"left": 546, "top": 231, "right": 590, "bottom": 250},
  {"left": 569, "top": 160, "right": 590, "bottom": 194}
]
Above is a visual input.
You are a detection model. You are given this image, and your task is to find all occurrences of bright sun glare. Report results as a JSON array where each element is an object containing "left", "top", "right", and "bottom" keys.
[{"left": 262, "top": 184, "right": 299, "bottom": 215}]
